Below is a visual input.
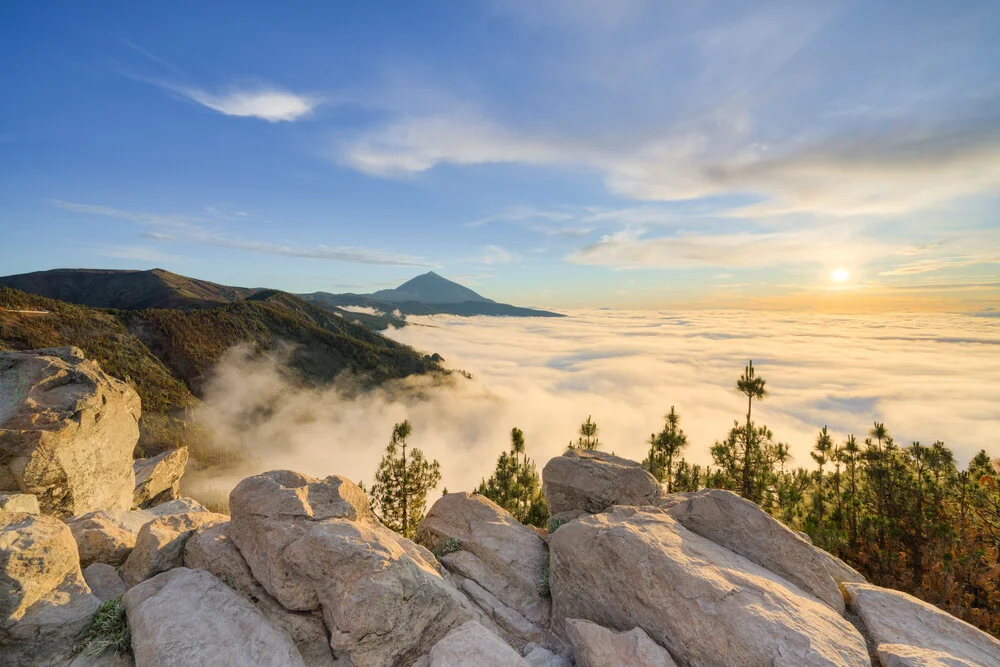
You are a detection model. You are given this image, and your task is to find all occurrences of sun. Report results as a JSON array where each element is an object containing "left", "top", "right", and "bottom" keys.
[{"left": 831, "top": 268, "right": 851, "bottom": 283}]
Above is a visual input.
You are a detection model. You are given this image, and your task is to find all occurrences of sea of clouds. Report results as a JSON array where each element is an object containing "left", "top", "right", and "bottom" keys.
[{"left": 184, "top": 310, "right": 1000, "bottom": 502}]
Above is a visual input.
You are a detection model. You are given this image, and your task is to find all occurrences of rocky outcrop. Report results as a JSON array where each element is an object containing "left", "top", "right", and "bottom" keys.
[
  {"left": 66, "top": 497, "right": 210, "bottom": 570},
  {"left": 428, "top": 620, "right": 528, "bottom": 667},
  {"left": 549, "top": 506, "right": 869, "bottom": 666},
  {"left": 565, "top": 618, "right": 677, "bottom": 667},
  {"left": 229, "top": 470, "right": 471, "bottom": 667},
  {"left": 418, "top": 492, "right": 550, "bottom": 644},
  {"left": 0, "top": 347, "right": 140, "bottom": 517},
  {"left": 122, "top": 567, "right": 306, "bottom": 667},
  {"left": 119, "top": 510, "right": 227, "bottom": 587},
  {"left": 541, "top": 449, "right": 661, "bottom": 515},
  {"left": 83, "top": 562, "right": 128, "bottom": 601},
  {"left": 0, "top": 511, "right": 101, "bottom": 666},
  {"left": 184, "top": 521, "right": 337, "bottom": 666},
  {"left": 133, "top": 447, "right": 188, "bottom": 509},
  {"left": 845, "top": 582, "right": 1000, "bottom": 667},
  {"left": 663, "top": 488, "right": 846, "bottom": 612},
  {"left": 0, "top": 493, "right": 40, "bottom": 513}
]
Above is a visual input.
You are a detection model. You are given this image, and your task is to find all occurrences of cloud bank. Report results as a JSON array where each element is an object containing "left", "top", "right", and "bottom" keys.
[{"left": 186, "top": 310, "right": 1000, "bottom": 503}]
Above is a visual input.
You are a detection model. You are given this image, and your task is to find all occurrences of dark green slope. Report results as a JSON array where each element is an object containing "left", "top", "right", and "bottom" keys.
[{"left": 0, "top": 268, "right": 260, "bottom": 310}]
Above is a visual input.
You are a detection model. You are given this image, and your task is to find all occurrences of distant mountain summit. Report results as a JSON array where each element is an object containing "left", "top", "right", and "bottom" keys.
[
  {"left": 372, "top": 271, "right": 493, "bottom": 305},
  {"left": 301, "top": 272, "right": 564, "bottom": 318}
]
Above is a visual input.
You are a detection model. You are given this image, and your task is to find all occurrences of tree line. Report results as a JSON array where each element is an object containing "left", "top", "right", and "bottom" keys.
[{"left": 366, "top": 360, "right": 1000, "bottom": 637}]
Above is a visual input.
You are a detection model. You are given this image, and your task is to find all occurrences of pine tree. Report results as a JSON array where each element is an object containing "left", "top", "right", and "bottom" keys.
[
  {"left": 642, "top": 406, "right": 689, "bottom": 492},
  {"left": 477, "top": 427, "right": 548, "bottom": 527},
  {"left": 811, "top": 426, "right": 833, "bottom": 526},
  {"left": 569, "top": 415, "right": 600, "bottom": 450},
  {"left": 370, "top": 420, "right": 442, "bottom": 539}
]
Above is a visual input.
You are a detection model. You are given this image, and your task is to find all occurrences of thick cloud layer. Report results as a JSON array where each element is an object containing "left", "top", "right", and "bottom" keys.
[{"left": 187, "top": 310, "right": 1000, "bottom": 502}]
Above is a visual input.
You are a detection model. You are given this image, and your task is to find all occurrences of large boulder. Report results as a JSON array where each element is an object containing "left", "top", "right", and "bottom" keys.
[
  {"left": 229, "top": 470, "right": 471, "bottom": 667},
  {"left": 133, "top": 447, "right": 188, "bottom": 509},
  {"left": 418, "top": 492, "right": 550, "bottom": 642},
  {"left": 844, "top": 582, "right": 1000, "bottom": 667},
  {"left": 119, "top": 510, "right": 228, "bottom": 586},
  {"left": 122, "top": 567, "right": 306, "bottom": 667},
  {"left": 428, "top": 620, "right": 529, "bottom": 667},
  {"left": 565, "top": 618, "right": 676, "bottom": 667},
  {"left": 68, "top": 514, "right": 137, "bottom": 568},
  {"left": 663, "top": 488, "right": 846, "bottom": 612},
  {"left": 541, "top": 449, "right": 661, "bottom": 515},
  {"left": 0, "top": 512, "right": 101, "bottom": 666},
  {"left": 549, "top": 506, "right": 869, "bottom": 666},
  {"left": 184, "top": 521, "right": 338, "bottom": 666},
  {"left": 0, "top": 347, "right": 140, "bottom": 517}
]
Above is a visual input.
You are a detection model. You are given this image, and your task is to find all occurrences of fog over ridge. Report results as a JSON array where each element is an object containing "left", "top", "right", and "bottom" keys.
[{"left": 186, "top": 310, "right": 1000, "bottom": 502}]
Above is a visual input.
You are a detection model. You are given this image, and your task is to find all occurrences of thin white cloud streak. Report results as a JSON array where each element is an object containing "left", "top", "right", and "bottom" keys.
[
  {"left": 55, "top": 201, "right": 434, "bottom": 267},
  {"left": 185, "top": 310, "right": 1000, "bottom": 503},
  {"left": 98, "top": 245, "right": 180, "bottom": 263},
  {"left": 479, "top": 245, "right": 513, "bottom": 265},
  {"left": 170, "top": 85, "right": 318, "bottom": 122}
]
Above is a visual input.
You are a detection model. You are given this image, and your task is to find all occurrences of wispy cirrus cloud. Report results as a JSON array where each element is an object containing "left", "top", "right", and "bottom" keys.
[
  {"left": 567, "top": 226, "right": 885, "bottom": 271},
  {"left": 166, "top": 85, "right": 318, "bottom": 122},
  {"left": 55, "top": 201, "right": 433, "bottom": 267}
]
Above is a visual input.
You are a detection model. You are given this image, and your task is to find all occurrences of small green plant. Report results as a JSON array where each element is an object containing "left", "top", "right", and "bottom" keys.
[
  {"left": 537, "top": 566, "right": 551, "bottom": 597},
  {"left": 434, "top": 536, "right": 463, "bottom": 560},
  {"left": 546, "top": 517, "right": 568, "bottom": 534},
  {"left": 79, "top": 596, "right": 131, "bottom": 658}
]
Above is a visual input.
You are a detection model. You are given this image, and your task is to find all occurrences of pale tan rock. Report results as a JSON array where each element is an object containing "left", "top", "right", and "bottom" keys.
[
  {"left": 184, "top": 521, "right": 338, "bottom": 667},
  {"left": 68, "top": 514, "right": 137, "bottom": 568},
  {"left": 229, "top": 470, "right": 471, "bottom": 667},
  {"left": 845, "top": 582, "right": 1000, "bottom": 667},
  {"left": 133, "top": 447, "right": 188, "bottom": 508},
  {"left": 418, "top": 492, "right": 550, "bottom": 631},
  {"left": 819, "top": 549, "right": 867, "bottom": 585},
  {"left": 122, "top": 567, "right": 306, "bottom": 667},
  {"left": 428, "top": 620, "right": 529, "bottom": 667},
  {"left": 565, "top": 618, "right": 677, "bottom": 667},
  {"left": 119, "top": 510, "right": 227, "bottom": 586},
  {"left": 0, "top": 347, "right": 140, "bottom": 517},
  {"left": 523, "top": 644, "right": 572, "bottom": 667},
  {"left": 83, "top": 562, "right": 128, "bottom": 601},
  {"left": 0, "top": 511, "right": 101, "bottom": 666},
  {"left": 549, "top": 507, "right": 869, "bottom": 666},
  {"left": 0, "top": 493, "right": 40, "bottom": 514},
  {"left": 877, "top": 643, "right": 980, "bottom": 666},
  {"left": 663, "top": 488, "right": 846, "bottom": 612},
  {"left": 541, "top": 449, "right": 661, "bottom": 515}
]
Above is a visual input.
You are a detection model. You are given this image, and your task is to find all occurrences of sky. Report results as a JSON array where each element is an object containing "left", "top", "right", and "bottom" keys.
[
  {"left": 2, "top": 1, "right": 999, "bottom": 310},
  {"left": 183, "top": 310, "right": 1000, "bottom": 503}
]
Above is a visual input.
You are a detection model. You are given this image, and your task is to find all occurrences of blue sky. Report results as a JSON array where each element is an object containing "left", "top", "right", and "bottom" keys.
[{"left": 1, "top": 1, "right": 999, "bottom": 309}]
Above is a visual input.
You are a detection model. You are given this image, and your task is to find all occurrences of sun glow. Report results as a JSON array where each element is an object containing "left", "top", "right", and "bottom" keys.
[{"left": 831, "top": 268, "right": 851, "bottom": 283}]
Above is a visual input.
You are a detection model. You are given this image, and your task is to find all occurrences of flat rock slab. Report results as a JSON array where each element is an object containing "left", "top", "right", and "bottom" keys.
[
  {"left": 549, "top": 506, "right": 869, "bottom": 666},
  {"left": 663, "top": 488, "right": 845, "bottom": 612},
  {"left": 845, "top": 582, "right": 1000, "bottom": 667}
]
